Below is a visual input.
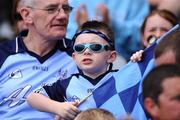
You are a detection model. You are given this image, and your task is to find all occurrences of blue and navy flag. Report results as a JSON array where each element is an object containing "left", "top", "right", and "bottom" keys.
[{"left": 78, "top": 24, "right": 179, "bottom": 119}]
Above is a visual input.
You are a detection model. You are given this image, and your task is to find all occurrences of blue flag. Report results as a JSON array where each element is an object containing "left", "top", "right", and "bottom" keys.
[{"left": 78, "top": 24, "right": 180, "bottom": 119}]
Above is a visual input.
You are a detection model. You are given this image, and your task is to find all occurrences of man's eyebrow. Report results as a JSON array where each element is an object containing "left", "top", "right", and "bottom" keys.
[
  {"left": 44, "top": 4, "right": 59, "bottom": 9},
  {"left": 44, "top": 3, "right": 69, "bottom": 9}
]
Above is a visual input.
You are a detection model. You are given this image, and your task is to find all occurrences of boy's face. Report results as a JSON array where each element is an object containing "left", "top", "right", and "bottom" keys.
[{"left": 72, "top": 33, "right": 116, "bottom": 78}]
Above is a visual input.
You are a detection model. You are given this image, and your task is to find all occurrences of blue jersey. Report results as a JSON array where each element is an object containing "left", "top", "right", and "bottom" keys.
[
  {"left": 42, "top": 69, "right": 148, "bottom": 120},
  {"left": 0, "top": 34, "right": 78, "bottom": 120}
]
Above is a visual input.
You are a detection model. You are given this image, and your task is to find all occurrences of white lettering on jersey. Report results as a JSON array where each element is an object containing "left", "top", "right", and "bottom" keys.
[{"left": 0, "top": 85, "right": 31, "bottom": 107}]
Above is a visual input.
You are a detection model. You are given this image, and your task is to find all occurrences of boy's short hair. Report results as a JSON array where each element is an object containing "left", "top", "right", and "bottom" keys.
[{"left": 80, "top": 20, "right": 114, "bottom": 42}]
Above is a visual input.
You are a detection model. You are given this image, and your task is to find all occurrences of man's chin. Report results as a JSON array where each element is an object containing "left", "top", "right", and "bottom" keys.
[{"left": 53, "top": 32, "right": 66, "bottom": 39}]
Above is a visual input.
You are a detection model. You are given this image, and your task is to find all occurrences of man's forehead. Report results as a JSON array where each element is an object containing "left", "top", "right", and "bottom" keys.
[{"left": 35, "top": 0, "right": 68, "bottom": 6}]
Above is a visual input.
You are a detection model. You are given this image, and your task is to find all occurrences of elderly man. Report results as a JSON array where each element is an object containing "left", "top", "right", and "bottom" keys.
[{"left": 0, "top": 0, "right": 78, "bottom": 119}]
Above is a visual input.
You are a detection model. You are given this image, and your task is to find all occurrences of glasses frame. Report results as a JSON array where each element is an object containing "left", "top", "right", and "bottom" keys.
[
  {"left": 73, "top": 43, "right": 110, "bottom": 54},
  {"left": 27, "top": 4, "right": 73, "bottom": 15}
]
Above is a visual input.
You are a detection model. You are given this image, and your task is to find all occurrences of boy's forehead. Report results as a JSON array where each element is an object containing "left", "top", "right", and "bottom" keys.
[{"left": 73, "top": 29, "right": 114, "bottom": 47}]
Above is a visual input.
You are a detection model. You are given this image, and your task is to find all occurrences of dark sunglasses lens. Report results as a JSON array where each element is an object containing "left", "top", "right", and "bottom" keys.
[
  {"left": 74, "top": 44, "right": 85, "bottom": 52},
  {"left": 90, "top": 44, "right": 102, "bottom": 52}
]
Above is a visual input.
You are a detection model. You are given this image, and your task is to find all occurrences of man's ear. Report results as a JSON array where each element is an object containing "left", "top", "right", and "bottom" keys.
[
  {"left": 107, "top": 51, "right": 116, "bottom": 63},
  {"left": 19, "top": 7, "right": 33, "bottom": 24},
  {"left": 144, "top": 97, "right": 160, "bottom": 118}
]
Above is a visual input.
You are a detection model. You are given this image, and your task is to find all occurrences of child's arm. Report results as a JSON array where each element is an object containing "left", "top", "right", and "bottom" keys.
[{"left": 27, "top": 92, "right": 80, "bottom": 120}]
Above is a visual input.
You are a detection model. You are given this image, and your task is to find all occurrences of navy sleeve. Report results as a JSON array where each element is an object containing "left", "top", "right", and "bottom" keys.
[{"left": 43, "top": 77, "right": 72, "bottom": 102}]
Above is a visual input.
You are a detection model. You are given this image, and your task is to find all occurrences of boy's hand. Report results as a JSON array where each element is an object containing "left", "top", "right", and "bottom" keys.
[
  {"left": 55, "top": 101, "right": 80, "bottom": 120},
  {"left": 130, "top": 50, "right": 144, "bottom": 62}
]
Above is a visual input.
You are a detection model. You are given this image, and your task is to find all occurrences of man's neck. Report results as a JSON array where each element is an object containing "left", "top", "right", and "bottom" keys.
[{"left": 23, "top": 34, "right": 58, "bottom": 57}]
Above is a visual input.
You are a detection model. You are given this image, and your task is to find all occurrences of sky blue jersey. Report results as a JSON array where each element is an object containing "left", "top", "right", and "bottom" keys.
[
  {"left": 0, "top": 34, "right": 78, "bottom": 120},
  {"left": 42, "top": 69, "right": 150, "bottom": 120}
]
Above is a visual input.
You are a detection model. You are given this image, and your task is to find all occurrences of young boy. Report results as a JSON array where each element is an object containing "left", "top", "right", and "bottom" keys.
[{"left": 27, "top": 20, "right": 117, "bottom": 120}]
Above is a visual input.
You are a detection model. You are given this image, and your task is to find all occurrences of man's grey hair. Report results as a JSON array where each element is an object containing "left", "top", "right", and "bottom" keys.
[{"left": 20, "top": 0, "right": 36, "bottom": 6}]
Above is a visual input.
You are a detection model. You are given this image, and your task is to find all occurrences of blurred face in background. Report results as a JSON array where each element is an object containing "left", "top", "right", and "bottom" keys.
[
  {"left": 14, "top": 0, "right": 27, "bottom": 33},
  {"left": 142, "top": 14, "right": 174, "bottom": 47}
]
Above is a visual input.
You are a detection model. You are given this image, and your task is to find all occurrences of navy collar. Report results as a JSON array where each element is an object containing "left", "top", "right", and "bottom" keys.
[{"left": 13, "top": 31, "right": 73, "bottom": 63}]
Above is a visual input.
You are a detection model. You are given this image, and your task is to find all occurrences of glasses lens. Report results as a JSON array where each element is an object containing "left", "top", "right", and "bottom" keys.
[
  {"left": 74, "top": 44, "right": 85, "bottom": 53},
  {"left": 90, "top": 44, "right": 103, "bottom": 52}
]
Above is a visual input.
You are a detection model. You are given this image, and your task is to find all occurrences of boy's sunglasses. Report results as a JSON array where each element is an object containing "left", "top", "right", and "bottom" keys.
[{"left": 73, "top": 43, "right": 110, "bottom": 53}]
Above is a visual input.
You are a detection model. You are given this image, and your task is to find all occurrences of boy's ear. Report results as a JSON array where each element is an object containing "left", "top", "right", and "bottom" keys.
[
  {"left": 144, "top": 97, "right": 160, "bottom": 118},
  {"left": 72, "top": 53, "right": 76, "bottom": 60},
  {"left": 20, "top": 7, "right": 33, "bottom": 24},
  {"left": 107, "top": 51, "right": 116, "bottom": 63}
]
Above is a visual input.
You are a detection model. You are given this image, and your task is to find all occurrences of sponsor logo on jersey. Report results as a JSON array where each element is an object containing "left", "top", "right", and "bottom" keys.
[
  {"left": 8, "top": 69, "right": 22, "bottom": 79},
  {"left": 54, "top": 69, "right": 68, "bottom": 80}
]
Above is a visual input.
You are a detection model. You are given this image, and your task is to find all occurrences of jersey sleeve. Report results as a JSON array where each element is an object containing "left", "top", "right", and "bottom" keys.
[{"left": 43, "top": 80, "right": 65, "bottom": 102}]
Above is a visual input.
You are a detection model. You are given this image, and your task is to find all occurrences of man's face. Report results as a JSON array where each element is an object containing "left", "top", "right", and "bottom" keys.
[
  {"left": 156, "top": 77, "right": 180, "bottom": 120},
  {"left": 29, "top": 0, "right": 71, "bottom": 40},
  {"left": 155, "top": 50, "right": 176, "bottom": 66}
]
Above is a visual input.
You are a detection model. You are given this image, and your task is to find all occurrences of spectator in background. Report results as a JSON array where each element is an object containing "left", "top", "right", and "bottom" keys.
[
  {"left": 131, "top": 24, "right": 180, "bottom": 66},
  {"left": 74, "top": 108, "right": 116, "bottom": 120},
  {"left": 130, "top": 10, "right": 178, "bottom": 62},
  {"left": 158, "top": 0, "right": 180, "bottom": 21},
  {"left": 141, "top": 9, "right": 178, "bottom": 48},
  {"left": 68, "top": 0, "right": 149, "bottom": 61},
  {"left": 147, "top": 0, "right": 180, "bottom": 20},
  {"left": 0, "top": 0, "right": 14, "bottom": 41},
  {"left": 12, "top": 0, "right": 28, "bottom": 34},
  {"left": 148, "top": 0, "right": 160, "bottom": 11},
  {"left": 142, "top": 64, "right": 180, "bottom": 120},
  {"left": 154, "top": 25, "right": 180, "bottom": 66}
]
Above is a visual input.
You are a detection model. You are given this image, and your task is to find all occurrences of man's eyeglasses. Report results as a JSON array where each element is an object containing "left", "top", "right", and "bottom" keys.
[
  {"left": 27, "top": 4, "right": 73, "bottom": 14},
  {"left": 73, "top": 43, "right": 110, "bottom": 54}
]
